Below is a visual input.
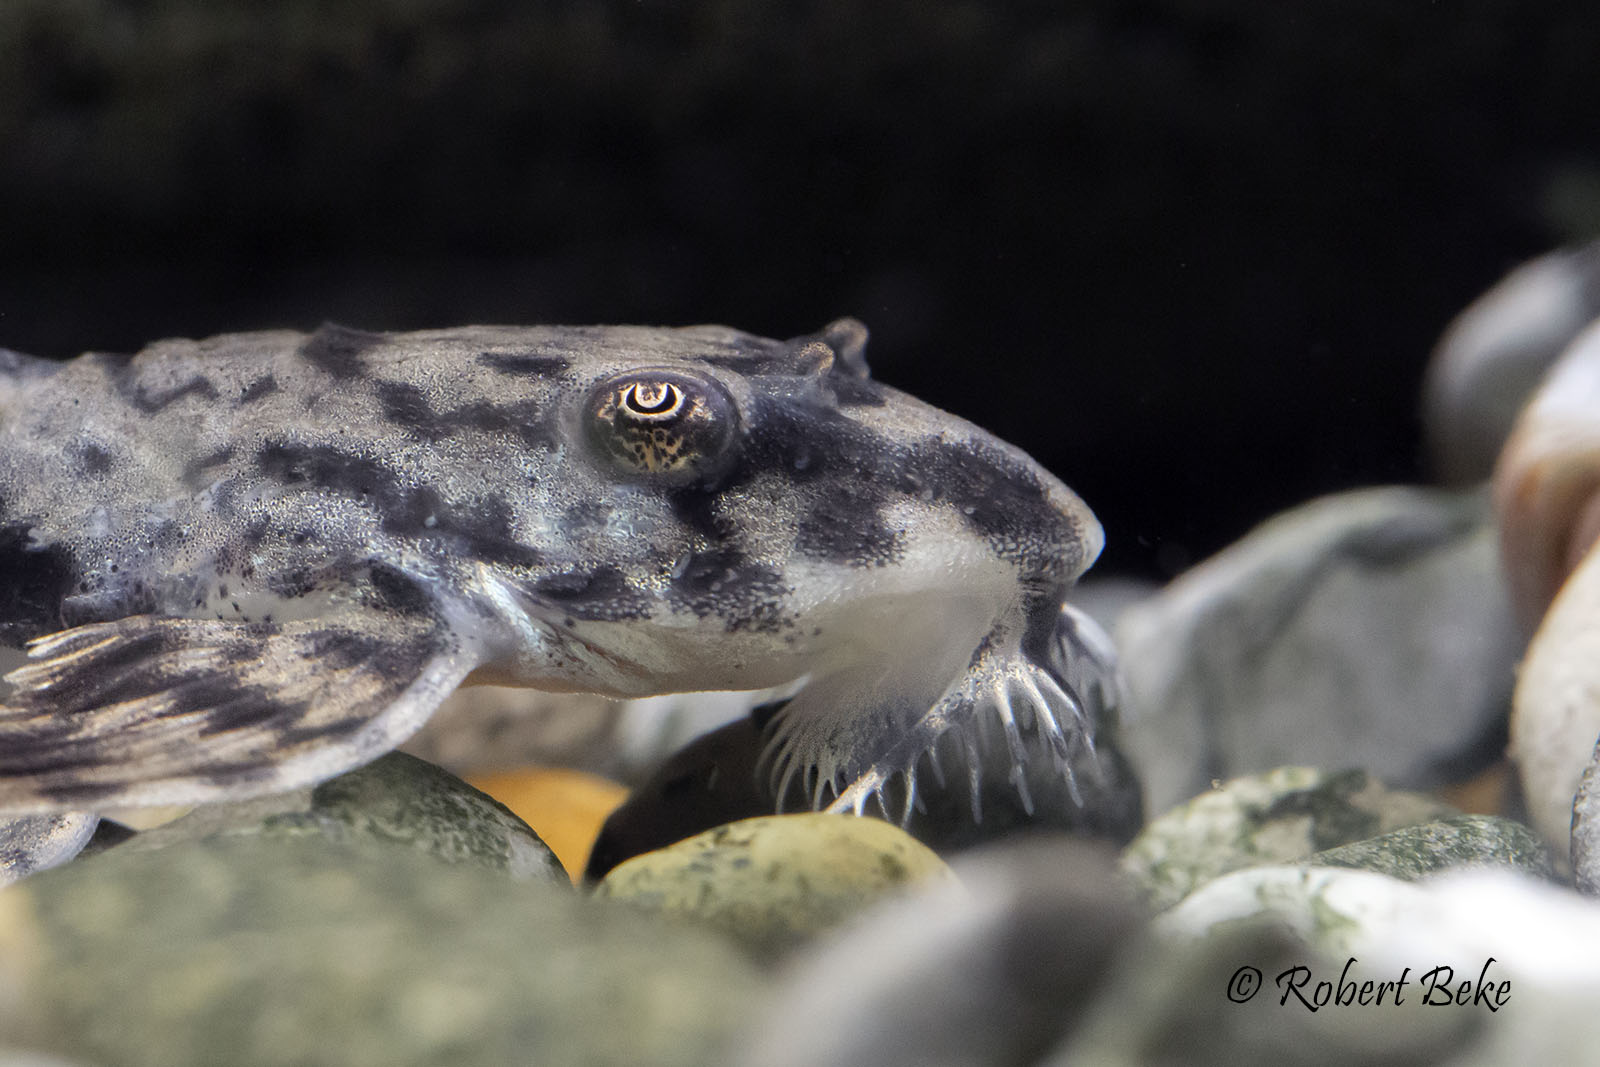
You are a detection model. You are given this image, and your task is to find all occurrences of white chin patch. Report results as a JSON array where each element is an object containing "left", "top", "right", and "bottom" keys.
[{"left": 760, "top": 602, "right": 1111, "bottom": 827}]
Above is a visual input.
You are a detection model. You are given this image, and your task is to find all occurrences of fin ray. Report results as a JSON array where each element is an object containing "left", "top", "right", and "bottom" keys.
[{"left": 0, "top": 611, "right": 477, "bottom": 814}]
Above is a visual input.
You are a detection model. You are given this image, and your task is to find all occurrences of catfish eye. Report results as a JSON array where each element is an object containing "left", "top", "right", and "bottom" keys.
[{"left": 584, "top": 368, "right": 739, "bottom": 482}]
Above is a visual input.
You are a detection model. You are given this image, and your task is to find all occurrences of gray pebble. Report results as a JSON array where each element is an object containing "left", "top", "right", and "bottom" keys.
[{"left": 1117, "top": 487, "right": 1518, "bottom": 817}]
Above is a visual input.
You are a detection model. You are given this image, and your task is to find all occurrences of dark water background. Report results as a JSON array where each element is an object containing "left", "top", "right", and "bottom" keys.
[{"left": 3, "top": 1, "right": 1596, "bottom": 577}]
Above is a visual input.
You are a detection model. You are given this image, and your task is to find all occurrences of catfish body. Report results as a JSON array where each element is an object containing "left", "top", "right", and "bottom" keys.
[{"left": 0, "top": 319, "right": 1120, "bottom": 864}]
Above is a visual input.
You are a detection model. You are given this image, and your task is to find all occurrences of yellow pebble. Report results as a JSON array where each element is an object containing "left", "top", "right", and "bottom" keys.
[{"left": 594, "top": 813, "right": 957, "bottom": 958}]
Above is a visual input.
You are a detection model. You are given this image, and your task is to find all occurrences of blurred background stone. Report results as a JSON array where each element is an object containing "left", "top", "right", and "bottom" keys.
[
  {"left": 1116, "top": 487, "right": 1520, "bottom": 816},
  {"left": 593, "top": 813, "right": 956, "bottom": 960},
  {"left": 733, "top": 837, "right": 1138, "bottom": 1067},
  {"left": 1121, "top": 766, "right": 1456, "bottom": 912},
  {"left": 0, "top": 834, "right": 766, "bottom": 1067}
]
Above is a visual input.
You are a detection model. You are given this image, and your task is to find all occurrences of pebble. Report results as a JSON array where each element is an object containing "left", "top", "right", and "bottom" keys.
[
  {"left": 124, "top": 752, "right": 567, "bottom": 885},
  {"left": 1140, "top": 864, "right": 1600, "bottom": 1062},
  {"left": 1512, "top": 537, "right": 1600, "bottom": 849},
  {"left": 0, "top": 834, "right": 766, "bottom": 1067},
  {"left": 466, "top": 766, "right": 628, "bottom": 881},
  {"left": 1117, "top": 487, "right": 1520, "bottom": 816},
  {"left": 1491, "top": 317, "right": 1600, "bottom": 629},
  {"left": 1309, "top": 814, "right": 1552, "bottom": 882},
  {"left": 1568, "top": 734, "right": 1600, "bottom": 895},
  {"left": 1422, "top": 241, "right": 1600, "bottom": 485},
  {"left": 731, "top": 837, "right": 1137, "bottom": 1067},
  {"left": 0, "top": 814, "right": 99, "bottom": 887},
  {"left": 593, "top": 813, "right": 955, "bottom": 959},
  {"left": 1051, "top": 909, "right": 1479, "bottom": 1064},
  {"left": 1121, "top": 766, "right": 1456, "bottom": 911}
]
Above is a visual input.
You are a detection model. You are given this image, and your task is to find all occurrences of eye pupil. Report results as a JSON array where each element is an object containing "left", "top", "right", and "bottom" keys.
[{"left": 623, "top": 381, "right": 682, "bottom": 416}]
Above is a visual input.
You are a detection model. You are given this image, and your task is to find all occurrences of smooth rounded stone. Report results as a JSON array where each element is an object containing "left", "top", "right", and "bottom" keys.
[
  {"left": 585, "top": 716, "right": 776, "bottom": 881},
  {"left": 1066, "top": 575, "right": 1161, "bottom": 632},
  {"left": 1491, "top": 318, "right": 1600, "bottom": 629},
  {"left": 1570, "top": 734, "right": 1600, "bottom": 895},
  {"left": 1422, "top": 241, "right": 1600, "bottom": 486},
  {"left": 125, "top": 752, "right": 566, "bottom": 885},
  {"left": 1122, "top": 767, "right": 1456, "bottom": 911},
  {"left": 1048, "top": 918, "right": 1479, "bottom": 1066},
  {"left": 1310, "top": 814, "right": 1552, "bottom": 883},
  {"left": 1510, "top": 499, "right": 1600, "bottom": 849},
  {"left": 1116, "top": 486, "right": 1520, "bottom": 816},
  {"left": 594, "top": 813, "right": 955, "bottom": 959},
  {"left": 0, "top": 834, "right": 766, "bottom": 1067},
  {"left": 0, "top": 814, "right": 98, "bottom": 887},
  {"left": 729, "top": 837, "right": 1138, "bottom": 1067},
  {"left": 465, "top": 766, "right": 628, "bottom": 881},
  {"left": 1147, "top": 865, "right": 1600, "bottom": 1062}
]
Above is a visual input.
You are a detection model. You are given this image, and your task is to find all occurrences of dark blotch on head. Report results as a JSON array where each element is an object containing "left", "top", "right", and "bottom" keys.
[
  {"left": 75, "top": 442, "right": 114, "bottom": 476},
  {"left": 256, "top": 441, "right": 542, "bottom": 569},
  {"left": 457, "top": 400, "right": 555, "bottom": 449},
  {"left": 365, "top": 561, "right": 438, "bottom": 618},
  {"left": 109, "top": 369, "right": 220, "bottom": 414},
  {"left": 240, "top": 375, "right": 278, "bottom": 403},
  {"left": 264, "top": 560, "right": 325, "bottom": 599},
  {"left": 666, "top": 486, "right": 738, "bottom": 543},
  {"left": 667, "top": 548, "right": 789, "bottom": 632},
  {"left": 915, "top": 440, "right": 1058, "bottom": 552},
  {"left": 740, "top": 390, "right": 1075, "bottom": 575},
  {"left": 795, "top": 484, "right": 903, "bottom": 567},
  {"left": 0, "top": 524, "right": 76, "bottom": 643},
  {"left": 377, "top": 380, "right": 553, "bottom": 450},
  {"left": 477, "top": 352, "right": 571, "bottom": 377},
  {"left": 530, "top": 566, "right": 650, "bottom": 621},
  {"left": 376, "top": 381, "right": 448, "bottom": 438},
  {"left": 300, "top": 324, "right": 384, "bottom": 379},
  {"left": 559, "top": 499, "right": 609, "bottom": 539},
  {"left": 180, "top": 446, "right": 236, "bottom": 489}
]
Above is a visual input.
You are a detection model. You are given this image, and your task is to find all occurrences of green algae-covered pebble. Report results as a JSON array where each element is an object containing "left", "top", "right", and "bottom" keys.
[
  {"left": 123, "top": 752, "right": 566, "bottom": 885},
  {"left": 0, "top": 833, "right": 764, "bottom": 1067},
  {"left": 594, "top": 813, "right": 956, "bottom": 959},
  {"left": 1310, "top": 813, "right": 1553, "bottom": 881},
  {"left": 1121, "top": 766, "right": 1456, "bottom": 911}
]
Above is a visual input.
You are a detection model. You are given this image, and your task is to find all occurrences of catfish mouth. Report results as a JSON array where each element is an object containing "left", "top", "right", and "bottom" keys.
[{"left": 758, "top": 594, "right": 1106, "bottom": 826}]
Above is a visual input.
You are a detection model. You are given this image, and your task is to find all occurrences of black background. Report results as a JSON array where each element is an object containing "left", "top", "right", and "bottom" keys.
[{"left": 3, "top": 1, "right": 1596, "bottom": 578}]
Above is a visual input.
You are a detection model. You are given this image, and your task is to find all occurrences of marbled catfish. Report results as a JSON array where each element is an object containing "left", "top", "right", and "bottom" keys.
[{"left": 0, "top": 318, "right": 1122, "bottom": 870}]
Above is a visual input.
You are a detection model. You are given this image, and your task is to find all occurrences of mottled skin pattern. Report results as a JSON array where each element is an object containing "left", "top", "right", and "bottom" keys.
[{"left": 0, "top": 318, "right": 1112, "bottom": 863}]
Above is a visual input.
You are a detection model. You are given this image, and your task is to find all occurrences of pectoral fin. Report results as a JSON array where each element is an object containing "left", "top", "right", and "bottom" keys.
[{"left": 0, "top": 608, "right": 477, "bottom": 814}]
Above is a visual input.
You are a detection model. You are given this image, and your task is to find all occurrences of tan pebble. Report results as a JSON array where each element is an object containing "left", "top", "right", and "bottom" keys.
[
  {"left": 0, "top": 885, "right": 44, "bottom": 1033},
  {"left": 1492, "top": 321, "right": 1600, "bottom": 630},
  {"left": 1511, "top": 541, "right": 1600, "bottom": 846},
  {"left": 594, "top": 813, "right": 956, "bottom": 958}
]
